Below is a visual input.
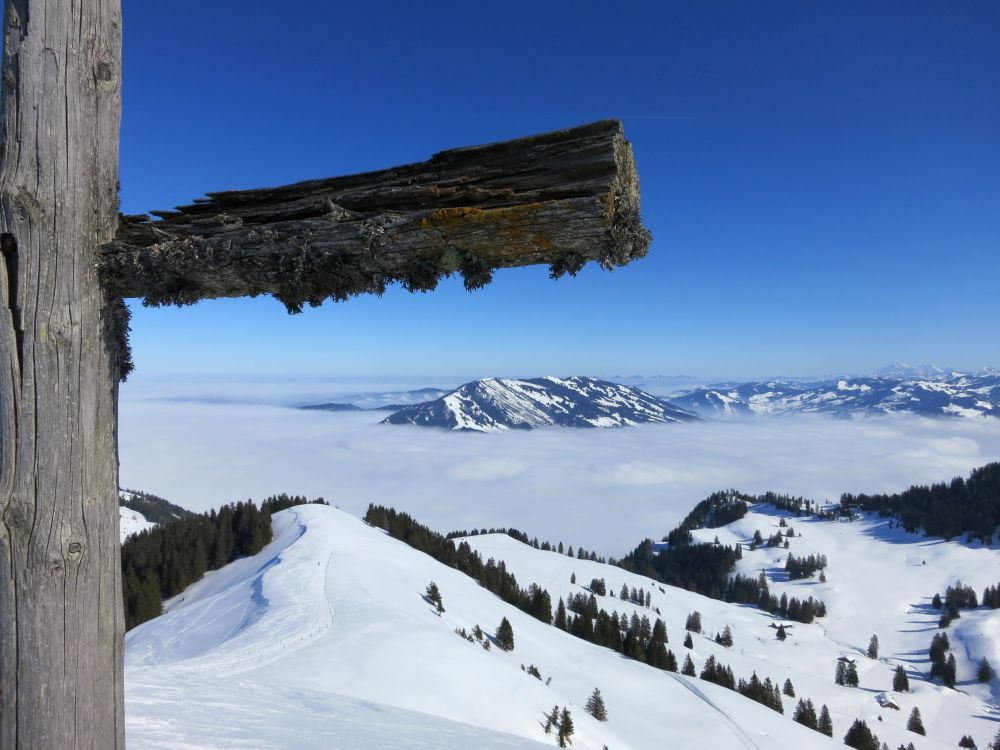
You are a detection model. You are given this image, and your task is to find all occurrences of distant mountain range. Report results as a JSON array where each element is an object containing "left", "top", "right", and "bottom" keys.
[
  {"left": 382, "top": 376, "right": 700, "bottom": 432},
  {"left": 301, "top": 387, "right": 450, "bottom": 412},
  {"left": 670, "top": 371, "right": 1000, "bottom": 419},
  {"left": 298, "top": 366, "right": 999, "bottom": 428}
]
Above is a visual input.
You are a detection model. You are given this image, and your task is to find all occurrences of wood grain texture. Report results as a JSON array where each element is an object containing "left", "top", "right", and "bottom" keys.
[
  {"left": 99, "top": 120, "right": 651, "bottom": 312},
  {"left": 0, "top": 1, "right": 125, "bottom": 747}
]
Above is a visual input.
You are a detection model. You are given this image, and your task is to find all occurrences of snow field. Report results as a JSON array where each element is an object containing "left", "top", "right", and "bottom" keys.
[
  {"left": 464, "top": 505, "right": 999, "bottom": 748},
  {"left": 126, "top": 505, "right": 840, "bottom": 749}
]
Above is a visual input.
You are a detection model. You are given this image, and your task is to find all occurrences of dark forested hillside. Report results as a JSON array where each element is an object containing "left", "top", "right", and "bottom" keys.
[
  {"left": 617, "top": 492, "right": 826, "bottom": 624},
  {"left": 121, "top": 494, "right": 325, "bottom": 629},
  {"left": 119, "top": 488, "right": 195, "bottom": 525},
  {"left": 840, "top": 462, "right": 1000, "bottom": 542},
  {"left": 662, "top": 490, "right": 750, "bottom": 546}
]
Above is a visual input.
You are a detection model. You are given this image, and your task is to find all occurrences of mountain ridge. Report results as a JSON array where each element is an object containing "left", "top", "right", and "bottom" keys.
[
  {"left": 382, "top": 376, "right": 700, "bottom": 432},
  {"left": 670, "top": 372, "right": 1000, "bottom": 419}
]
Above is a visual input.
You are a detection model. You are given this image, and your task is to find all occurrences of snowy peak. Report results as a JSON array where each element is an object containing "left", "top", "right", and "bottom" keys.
[
  {"left": 670, "top": 372, "right": 1000, "bottom": 419},
  {"left": 382, "top": 376, "right": 700, "bottom": 432},
  {"left": 874, "top": 363, "right": 951, "bottom": 380}
]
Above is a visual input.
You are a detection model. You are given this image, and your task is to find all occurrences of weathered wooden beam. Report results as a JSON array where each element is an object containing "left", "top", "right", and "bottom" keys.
[
  {"left": 1, "top": 0, "right": 125, "bottom": 747},
  {"left": 99, "top": 120, "right": 651, "bottom": 312}
]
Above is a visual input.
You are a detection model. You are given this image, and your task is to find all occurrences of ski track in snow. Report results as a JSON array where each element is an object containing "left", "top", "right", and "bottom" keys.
[
  {"left": 666, "top": 672, "right": 762, "bottom": 750},
  {"left": 127, "top": 503, "right": 1000, "bottom": 749}
]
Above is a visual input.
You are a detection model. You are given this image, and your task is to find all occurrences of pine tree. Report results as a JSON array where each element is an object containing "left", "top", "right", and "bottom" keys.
[
  {"left": 905, "top": 707, "right": 925, "bottom": 735},
  {"left": 818, "top": 705, "right": 833, "bottom": 737},
  {"left": 683, "top": 632, "right": 693, "bottom": 648},
  {"left": 793, "top": 699, "right": 817, "bottom": 730},
  {"left": 931, "top": 592, "right": 942, "bottom": 608},
  {"left": 944, "top": 653, "right": 958, "bottom": 688},
  {"left": 720, "top": 625, "right": 734, "bottom": 647},
  {"left": 544, "top": 705, "right": 559, "bottom": 734},
  {"left": 570, "top": 572, "right": 576, "bottom": 584},
  {"left": 845, "top": 661, "right": 860, "bottom": 687},
  {"left": 783, "top": 678, "right": 795, "bottom": 697},
  {"left": 558, "top": 707, "right": 574, "bottom": 747},
  {"left": 835, "top": 660, "right": 847, "bottom": 685},
  {"left": 685, "top": 611, "right": 702, "bottom": 633},
  {"left": 867, "top": 634, "right": 879, "bottom": 659},
  {"left": 892, "top": 665, "right": 910, "bottom": 692},
  {"left": 978, "top": 657, "right": 994, "bottom": 683},
  {"left": 959, "top": 735, "right": 976, "bottom": 748},
  {"left": 497, "top": 617, "right": 515, "bottom": 652},
  {"left": 555, "top": 598, "right": 568, "bottom": 630},
  {"left": 425, "top": 581, "right": 442, "bottom": 608},
  {"left": 682, "top": 654, "right": 696, "bottom": 676},
  {"left": 473, "top": 624, "right": 483, "bottom": 642},
  {"left": 844, "top": 719, "right": 880, "bottom": 750},
  {"left": 585, "top": 688, "right": 608, "bottom": 721}
]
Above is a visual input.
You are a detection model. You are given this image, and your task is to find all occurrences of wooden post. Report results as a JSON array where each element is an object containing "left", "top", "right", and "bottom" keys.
[
  {"left": 0, "top": 4, "right": 650, "bottom": 746},
  {"left": 0, "top": 1, "right": 125, "bottom": 747}
]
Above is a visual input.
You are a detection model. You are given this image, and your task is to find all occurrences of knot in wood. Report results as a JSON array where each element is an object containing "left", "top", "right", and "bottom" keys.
[
  {"left": 67, "top": 541, "right": 83, "bottom": 555},
  {"left": 95, "top": 60, "right": 115, "bottom": 82}
]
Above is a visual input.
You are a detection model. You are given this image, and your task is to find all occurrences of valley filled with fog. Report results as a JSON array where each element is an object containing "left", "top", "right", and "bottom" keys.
[{"left": 119, "top": 375, "right": 1000, "bottom": 555}]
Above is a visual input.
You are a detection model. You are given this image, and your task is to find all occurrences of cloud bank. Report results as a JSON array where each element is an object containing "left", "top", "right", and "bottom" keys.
[{"left": 119, "top": 379, "right": 1000, "bottom": 556}]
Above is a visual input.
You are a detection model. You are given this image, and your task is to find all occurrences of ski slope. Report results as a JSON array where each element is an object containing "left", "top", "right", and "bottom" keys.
[{"left": 126, "top": 505, "right": 845, "bottom": 749}]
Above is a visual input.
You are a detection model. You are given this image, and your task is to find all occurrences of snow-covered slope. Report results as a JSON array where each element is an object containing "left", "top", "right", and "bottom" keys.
[
  {"left": 463, "top": 508, "right": 1000, "bottom": 749},
  {"left": 383, "top": 376, "right": 699, "bottom": 432},
  {"left": 126, "top": 505, "right": 840, "bottom": 749},
  {"left": 119, "top": 505, "right": 155, "bottom": 542},
  {"left": 672, "top": 372, "right": 1000, "bottom": 419}
]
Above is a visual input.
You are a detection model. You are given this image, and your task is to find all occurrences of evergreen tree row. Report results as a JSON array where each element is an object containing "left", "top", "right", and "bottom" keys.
[
  {"left": 560, "top": 594, "right": 677, "bottom": 670},
  {"left": 981, "top": 583, "right": 1000, "bottom": 608},
  {"left": 446, "top": 527, "right": 606, "bottom": 563},
  {"left": 365, "top": 505, "right": 553, "bottom": 624},
  {"left": 792, "top": 699, "right": 833, "bottom": 736},
  {"left": 929, "top": 632, "right": 958, "bottom": 687},
  {"left": 121, "top": 494, "right": 324, "bottom": 629},
  {"left": 698, "top": 655, "right": 785, "bottom": 714},
  {"left": 119, "top": 488, "right": 196, "bottom": 525},
  {"left": 784, "top": 553, "right": 828, "bottom": 580},
  {"left": 840, "top": 461, "right": 1000, "bottom": 542},
  {"left": 616, "top": 538, "right": 825, "bottom": 623},
  {"left": 661, "top": 490, "right": 751, "bottom": 546}
]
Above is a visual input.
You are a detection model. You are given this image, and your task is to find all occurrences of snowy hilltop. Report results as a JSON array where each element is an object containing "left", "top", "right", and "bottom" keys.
[
  {"left": 382, "top": 376, "right": 700, "bottom": 432},
  {"left": 124, "top": 486, "right": 1000, "bottom": 749},
  {"left": 670, "top": 371, "right": 1000, "bottom": 419}
]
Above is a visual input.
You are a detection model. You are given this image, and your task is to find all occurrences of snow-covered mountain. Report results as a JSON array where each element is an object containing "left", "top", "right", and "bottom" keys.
[
  {"left": 302, "top": 386, "right": 452, "bottom": 412},
  {"left": 875, "top": 363, "right": 953, "bottom": 380},
  {"left": 670, "top": 372, "right": 1000, "bottom": 419},
  {"left": 125, "top": 502, "right": 998, "bottom": 749},
  {"left": 382, "top": 376, "right": 700, "bottom": 432}
]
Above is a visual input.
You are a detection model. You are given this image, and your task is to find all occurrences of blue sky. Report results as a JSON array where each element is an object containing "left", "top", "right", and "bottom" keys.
[{"left": 120, "top": 1, "right": 999, "bottom": 380}]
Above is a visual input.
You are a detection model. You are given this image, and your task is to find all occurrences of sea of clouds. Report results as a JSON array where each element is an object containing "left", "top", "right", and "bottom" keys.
[{"left": 119, "top": 375, "right": 1000, "bottom": 556}]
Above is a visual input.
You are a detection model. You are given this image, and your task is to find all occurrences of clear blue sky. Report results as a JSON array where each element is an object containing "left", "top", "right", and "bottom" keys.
[{"left": 120, "top": 1, "right": 999, "bottom": 380}]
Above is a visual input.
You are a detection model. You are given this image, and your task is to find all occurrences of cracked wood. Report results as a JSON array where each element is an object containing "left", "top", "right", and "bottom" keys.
[{"left": 99, "top": 120, "right": 651, "bottom": 312}]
